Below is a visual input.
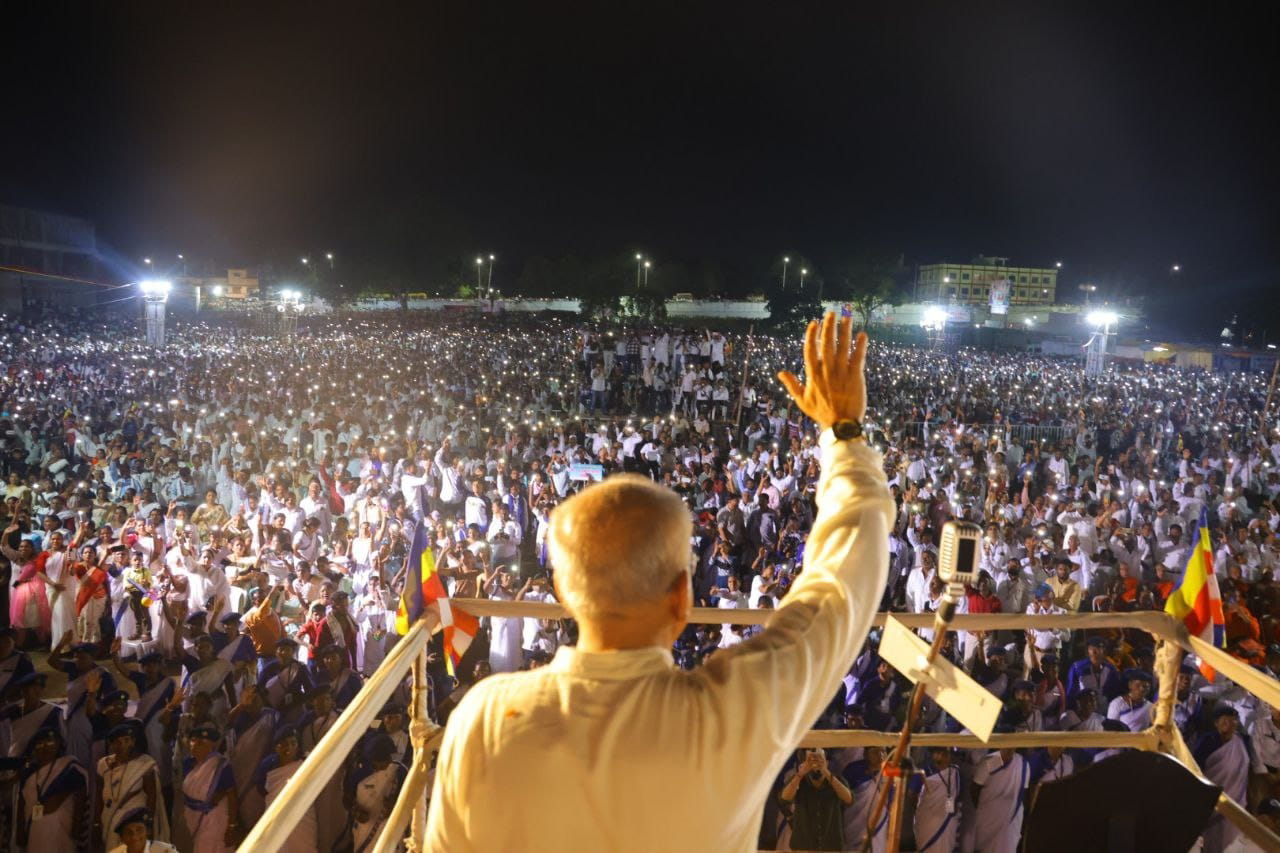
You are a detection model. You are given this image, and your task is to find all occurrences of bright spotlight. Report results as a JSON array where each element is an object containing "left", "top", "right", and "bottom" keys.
[
  {"left": 138, "top": 280, "right": 172, "bottom": 299},
  {"left": 1086, "top": 310, "right": 1119, "bottom": 327},
  {"left": 922, "top": 306, "right": 947, "bottom": 327},
  {"left": 212, "top": 285, "right": 224, "bottom": 297}
]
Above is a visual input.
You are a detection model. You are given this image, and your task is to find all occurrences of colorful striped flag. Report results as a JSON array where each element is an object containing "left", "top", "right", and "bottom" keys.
[
  {"left": 1164, "top": 507, "right": 1226, "bottom": 680},
  {"left": 395, "top": 521, "right": 479, "bottom": 675}
]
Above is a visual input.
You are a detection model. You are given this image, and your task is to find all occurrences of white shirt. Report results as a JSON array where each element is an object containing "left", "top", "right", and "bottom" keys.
[{"left": 426, "top": 436, "right": 893, "bottom": 852}]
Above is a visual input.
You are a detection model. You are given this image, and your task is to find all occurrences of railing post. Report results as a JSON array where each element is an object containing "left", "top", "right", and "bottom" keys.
[
  {"left": 1151, "top": 633, "right": 1181, "bottom": 733},
  {"left": 410, "top": 647, "right": 430, "bottom": 848}
]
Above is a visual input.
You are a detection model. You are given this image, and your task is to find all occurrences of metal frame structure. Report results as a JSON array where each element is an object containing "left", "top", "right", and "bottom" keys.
[
  {"left": 243, "top": 604, "right": 1280, "bottom": 852},
  {"left": 140, "top": 279, "right": 171, "bottom": 347}
]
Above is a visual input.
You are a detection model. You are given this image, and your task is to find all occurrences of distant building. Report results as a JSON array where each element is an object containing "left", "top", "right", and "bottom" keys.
[
  {"left": 914, "top": 256, "right": 1058, "bottom": 307},
  {"left": 224, "top": 268, "right": 259, "bottom": 298},
  {"left": 194, "top": 268, "right": 260, "bottom": 300},
  {"left": 0, "top": 204, "right": 109, "bottom": 312}
]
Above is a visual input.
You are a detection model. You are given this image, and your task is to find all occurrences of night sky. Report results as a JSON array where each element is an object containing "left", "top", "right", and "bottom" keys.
[{"left": 4, "top": 4, "right": 1277, "bottom": 334}]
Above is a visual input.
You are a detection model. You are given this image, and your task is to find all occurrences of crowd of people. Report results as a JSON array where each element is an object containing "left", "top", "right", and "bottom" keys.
[{"left": 0, "top": 308, "right": 1279, "bottom": 851}]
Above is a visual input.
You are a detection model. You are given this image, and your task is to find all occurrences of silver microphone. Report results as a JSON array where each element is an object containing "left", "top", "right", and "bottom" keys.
[{"left": 935, "top": 520, "right": 982, "bottom": 625}]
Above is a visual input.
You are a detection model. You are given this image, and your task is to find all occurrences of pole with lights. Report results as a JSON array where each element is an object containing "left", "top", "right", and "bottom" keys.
[
  {"left": 139, "top": 280, "right": 172, "bottom": 347},
  {"left": 1084, "top": 310, "right": 1119, "bottom": 377},
  {"left": 278, "top": 289, "right": 303, "bottom": 337},
  {"left": 921, "top": 305, "right": 947, "bottom": 350},
  {"left": 782, "top": 256, "right": 790, "bottom": 290}
]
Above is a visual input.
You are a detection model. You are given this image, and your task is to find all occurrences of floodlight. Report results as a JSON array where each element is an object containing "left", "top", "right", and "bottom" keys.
[
  {"left": 139, "top": 280, "right": 172, "bottom": 299},
  {"left": 922, "top": 306, "right": 947, "bottom": 327}
]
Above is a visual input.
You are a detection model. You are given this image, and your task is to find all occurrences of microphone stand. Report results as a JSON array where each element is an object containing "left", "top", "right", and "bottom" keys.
[{"left": 860, "top": 579, "right": 965, "bottom": 853}]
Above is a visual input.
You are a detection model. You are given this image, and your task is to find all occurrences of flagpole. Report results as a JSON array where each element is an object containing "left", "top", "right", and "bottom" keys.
[
  {"left": 734, "top": 324, "right": 754, "bottom": 444},
  {"left": 1259, "top": 358, "right": 1279, "bottom": 439}
]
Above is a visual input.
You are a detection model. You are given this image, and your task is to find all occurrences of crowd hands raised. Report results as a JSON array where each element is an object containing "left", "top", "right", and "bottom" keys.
[{"left": 0, "top": 310, "right": 1279, "bottom": 850}]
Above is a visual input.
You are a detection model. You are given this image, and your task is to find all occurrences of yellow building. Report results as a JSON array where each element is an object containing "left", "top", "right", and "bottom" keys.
[{"left": 914, "top": 256, "right": 1057, "bottom": 306}]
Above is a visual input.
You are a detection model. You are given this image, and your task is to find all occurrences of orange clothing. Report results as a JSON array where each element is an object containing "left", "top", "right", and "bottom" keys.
[
  {"left": 244, "top": 598, "right": 285, "bottom": 656},
  {"left": 1225, "top": 605, "right": 1261, "bottom": 647},
  {"left": 1119, "top": 576, "right": 1139, "bottom": 603}
]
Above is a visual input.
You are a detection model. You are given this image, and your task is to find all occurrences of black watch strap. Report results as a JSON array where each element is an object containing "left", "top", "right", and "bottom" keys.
[{"left": 831, "top": 419, "right": 864, "bottom": 441}]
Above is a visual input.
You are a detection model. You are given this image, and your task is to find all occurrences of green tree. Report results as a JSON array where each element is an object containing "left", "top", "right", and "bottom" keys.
[
  {"left": 765, "top": 279, "right": 824, "bottom": 337},
  {"left": 837, "top": 254, "right": 901, "bottom": 328},
  {"left": 579, "top": 291, "right": 622, "bottom": 321},
  {"left": 621, "top": 291, "right": 667, "bottom": 323},
  {"left": 847, "top": 278, "right": 894, "bottom": 329}
]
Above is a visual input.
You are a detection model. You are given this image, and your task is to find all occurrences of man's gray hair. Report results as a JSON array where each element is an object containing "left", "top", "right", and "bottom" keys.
[{"left": 548, "top": 474, "right": 692, "bottom": 621}]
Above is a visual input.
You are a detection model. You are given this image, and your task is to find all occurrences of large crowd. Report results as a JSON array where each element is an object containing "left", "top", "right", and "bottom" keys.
[{"left": 0, "top": 308, "right": 1279, "bottom": 852}]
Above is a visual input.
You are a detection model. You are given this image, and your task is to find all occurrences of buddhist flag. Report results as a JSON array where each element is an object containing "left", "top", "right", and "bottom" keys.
[
  {"left": 395, "top": 522, "right": 442, "bottom": 635},
  {"left": 437, "top": 595, "right": 479, "bottom": 677},
  {"left": 394, "top": 521, "right": 479, "bottom": 676},
  {"left": 1164, "top": 507, "right": 1226, "bottom": 680}
]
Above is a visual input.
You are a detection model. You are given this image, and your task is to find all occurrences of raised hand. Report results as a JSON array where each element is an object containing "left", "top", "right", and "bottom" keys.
[{"left": 777, "top": 312, "right": 868, "bottom": 432}]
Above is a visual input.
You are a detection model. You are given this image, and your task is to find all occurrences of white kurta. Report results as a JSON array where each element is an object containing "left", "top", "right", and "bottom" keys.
[
  {"left": 426, "top": 435, "right": 894, "bottom": 852},
  {"left": 487, "top": 589, "right": 523, "bottom": 674}
]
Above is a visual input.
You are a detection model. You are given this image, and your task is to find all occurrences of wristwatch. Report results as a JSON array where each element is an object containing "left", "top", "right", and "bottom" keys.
[{"left": 831, "top": 419, "right": 865, "bottom": 442}]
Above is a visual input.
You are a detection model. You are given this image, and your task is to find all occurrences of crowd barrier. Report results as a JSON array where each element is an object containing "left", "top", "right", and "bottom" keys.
[
  {"left": 242, "top": 604, "right": 1280, "bottom": 853},
  {"left": 900, "top": 421, "right": 1079, "bottom": 448}
]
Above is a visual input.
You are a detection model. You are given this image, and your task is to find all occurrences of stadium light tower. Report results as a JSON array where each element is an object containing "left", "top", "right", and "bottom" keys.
[
  {"left": 1084, "top": 310, "right": 1119, "bottom": 376},
  {"left": 139, "top": 280, "right": 172, "bottom": 346},
  {"left": 278, "top": 289, "right": 303, "bottom": 337},
  {"left": 921, "top": 305, "right": 948, "bottom": 350}
]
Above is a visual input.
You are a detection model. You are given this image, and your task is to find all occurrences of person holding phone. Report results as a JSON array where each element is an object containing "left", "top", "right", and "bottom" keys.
[{"left": 780, "top": 748, "right": 854, "bottom": 851}]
